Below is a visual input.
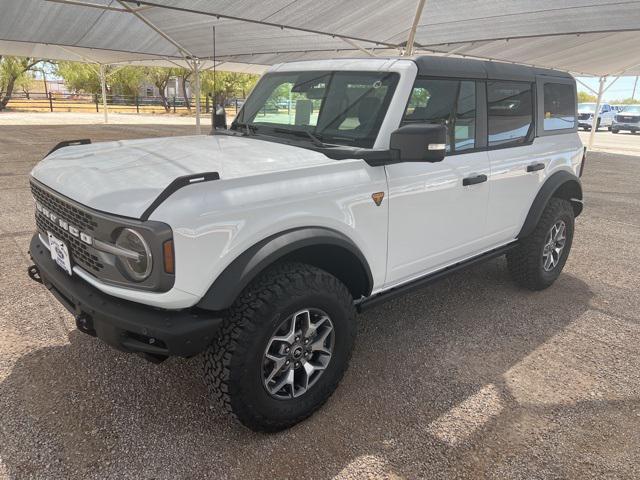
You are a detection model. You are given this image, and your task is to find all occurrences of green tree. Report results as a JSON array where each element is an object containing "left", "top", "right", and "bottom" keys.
[
  {"left": 178, "top": 68, "right": 192, "bottom": 111},
  {"left": 56, "top": 62, "right": 145, "bottom": 98},
  {"left": 201, "top": 71, "right": 259, "bottom": 105},
  {"left": 578, "top": 91, "right": 597, "bottom": 103},
  {"left": 144, "top": 67, "right": 177, "bottom": 112},
  {"left": 0, "top": 56, "right": 42, "bottom": 110},
  {"left": 55, "top": 61, "right": 101, "bottom": 93},
  {"left": 110, "top": 67, "right": 145, "bottom": 97}
]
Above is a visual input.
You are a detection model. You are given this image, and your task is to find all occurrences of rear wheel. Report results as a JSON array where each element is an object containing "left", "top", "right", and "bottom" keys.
[
  {"left": 507, "top": 198, "right": 574, "bottom": 290},
  {"left": 203, "top": 262, "right": 356, "bottom": 432}
]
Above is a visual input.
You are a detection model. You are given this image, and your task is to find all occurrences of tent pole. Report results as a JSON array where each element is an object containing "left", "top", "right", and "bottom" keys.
[
  {"left": 404, "top": 0, "right": 426, "bottom": 56},
  {"left": 588, "top": 76, "right": 605, "bottom": 150},
  {"left": 193, "top": 59, "right": 201, "bottom": 134},
  {"left": 99, "top": 64, "right": 108, "bottom": 124}
]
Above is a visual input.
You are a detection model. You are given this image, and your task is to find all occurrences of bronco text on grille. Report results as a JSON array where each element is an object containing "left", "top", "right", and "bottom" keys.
[{"left": 31, "top": 181, "right": 105, "bottom": 274}]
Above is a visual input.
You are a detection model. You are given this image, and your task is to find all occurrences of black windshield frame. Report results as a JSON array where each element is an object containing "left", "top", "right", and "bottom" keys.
[{"left": 232, "top": 70, "right": 400, "bottom": 148}]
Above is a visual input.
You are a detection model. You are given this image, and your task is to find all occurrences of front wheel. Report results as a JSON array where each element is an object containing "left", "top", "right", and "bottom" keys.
[
  {"left": 507, "top": 198, "right": 575, "bottom": 290},
  {"left": 203, "top": 262, "right": 356, "bottom": 432},
  {"left": 612, "top": 128, "right": 620, "bottom": 134}
]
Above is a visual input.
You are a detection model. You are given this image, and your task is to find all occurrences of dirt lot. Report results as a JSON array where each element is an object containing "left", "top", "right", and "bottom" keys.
[{"left": 1, "top": 120, "right": 639, "bottom": 479}]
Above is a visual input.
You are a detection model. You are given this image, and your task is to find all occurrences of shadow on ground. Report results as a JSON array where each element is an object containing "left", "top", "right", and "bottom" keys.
[{"left": 2, "top": 258, "right": 617, "bottom": 479}]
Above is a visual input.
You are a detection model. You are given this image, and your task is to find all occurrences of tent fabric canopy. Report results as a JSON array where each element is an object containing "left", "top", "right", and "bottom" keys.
[{"left": 1, "top": 0, "right": 640, "bottom": 76}]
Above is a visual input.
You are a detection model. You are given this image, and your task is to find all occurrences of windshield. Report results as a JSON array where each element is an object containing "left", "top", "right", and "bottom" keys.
[
  {"left": 233, "top": 71, "right": 399, "bottom": 148},
  {"left": 621, "top": 105, "right": 640, "bottom": 113},
  {"left": 578, "top": 103, "right": 596, "bottom": 112}
]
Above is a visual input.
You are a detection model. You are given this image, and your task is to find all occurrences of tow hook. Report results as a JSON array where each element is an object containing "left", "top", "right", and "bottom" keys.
[
  {"left": 75, "top": 313, "right": 97, "bottom": 337},
  {"left": 27, "top": 264, "right": 42, "bottom": 284}
]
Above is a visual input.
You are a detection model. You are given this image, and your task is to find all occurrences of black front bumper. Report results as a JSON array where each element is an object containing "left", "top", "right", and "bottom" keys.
[
  {"left": 29, "top": 234, "right": 222, "bottom": 358},
  {"left": 613, "top": 123, "right": 640, "bottom": 132}
]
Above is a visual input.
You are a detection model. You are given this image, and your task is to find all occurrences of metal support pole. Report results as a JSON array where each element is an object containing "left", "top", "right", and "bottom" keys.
[
  {"left": 99, "top": 64, "right": 108, "bottom": 124},
  {"left": 632, "top": 76, "right": 638, "bottom": 101},
  {"left": 193, "top": 59, "right": 201, "bottom": 134},
  {"left": 588, "top": 76, "right": 606, "bottom": 150},
  {"left": 403, "top": 0, "right": 426, "bottom": 56}
]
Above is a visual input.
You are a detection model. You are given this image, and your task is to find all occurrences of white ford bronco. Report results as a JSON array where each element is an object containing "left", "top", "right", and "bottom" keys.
[{"left": 28, "top": 56, "right": 584, "bottom": 431}]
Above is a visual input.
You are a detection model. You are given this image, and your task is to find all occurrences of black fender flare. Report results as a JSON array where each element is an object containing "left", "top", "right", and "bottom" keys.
[
  {"left": 517, "top": 170, "right": 583, "bottom": 239},
  {"left": 196, "top": 227, "right": 374, "bottom": 311}
]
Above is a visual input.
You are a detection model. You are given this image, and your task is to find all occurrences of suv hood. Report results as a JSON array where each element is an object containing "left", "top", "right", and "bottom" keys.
[{"left": 31, "top": 135, "right": 335, "bottom": 218}]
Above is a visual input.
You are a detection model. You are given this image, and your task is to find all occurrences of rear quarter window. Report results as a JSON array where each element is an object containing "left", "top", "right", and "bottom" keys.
[{"left": 542, "top": 82, "right": 576, "bottom": 131}]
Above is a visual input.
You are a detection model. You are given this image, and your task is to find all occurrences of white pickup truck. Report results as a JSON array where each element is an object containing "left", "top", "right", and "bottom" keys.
[{"left": 28, "top": 56, "right": 584, "bottom": 431}]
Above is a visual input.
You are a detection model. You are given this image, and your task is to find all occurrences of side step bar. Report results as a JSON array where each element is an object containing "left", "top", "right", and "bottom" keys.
[{"left": 356, "top": 242, "right": 518, "bottom": 312}]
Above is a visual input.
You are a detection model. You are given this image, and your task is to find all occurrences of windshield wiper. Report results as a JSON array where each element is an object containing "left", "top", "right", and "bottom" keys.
[{"left": 272, "top": 128, "right": 327, "bottom": 147}]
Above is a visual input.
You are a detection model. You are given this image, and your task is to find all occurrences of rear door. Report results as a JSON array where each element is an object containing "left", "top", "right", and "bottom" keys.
[
  {"left": 384, "top": 79, "right": 492, "bottom": 286},
  {"left": 485, "top": 77, "right": 578, "bottom": 243}
]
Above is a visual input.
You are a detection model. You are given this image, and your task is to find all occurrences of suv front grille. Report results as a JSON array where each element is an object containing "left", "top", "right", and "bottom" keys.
[
  {"left": 36, "top": 214, "right": 105, "bottom": 273},
  {"left": 31, "top": 182, "right": 98, "bottom": 232},
  {"left": 31, "top": 183, "right": 104, "bottom": 274},
  {"left": 616, "top": 115, "right": 640, "bottom": 123}
]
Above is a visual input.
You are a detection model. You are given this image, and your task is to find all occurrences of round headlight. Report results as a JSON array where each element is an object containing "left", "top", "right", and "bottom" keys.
[{"left": 115, "top": 228, "right": 152, "bottom": 281}]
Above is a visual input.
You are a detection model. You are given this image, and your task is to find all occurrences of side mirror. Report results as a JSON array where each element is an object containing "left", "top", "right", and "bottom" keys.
[{"left": 389, "top": 123, "right": 447, "bottom": 162}]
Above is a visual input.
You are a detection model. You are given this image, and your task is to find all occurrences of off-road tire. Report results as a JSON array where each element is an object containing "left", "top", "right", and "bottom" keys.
[
  {"left": 203, "top": 262, "right": 356, "bottom": 432},
  {"left": 507, "top": 198, "right": 574, "bottom": 290}
]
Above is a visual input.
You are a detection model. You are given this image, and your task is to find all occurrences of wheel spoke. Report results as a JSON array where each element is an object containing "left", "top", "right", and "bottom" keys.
[
  {"left": 304, "top": 315, "right": 330, "bottom": 339},
  {"left": 265, "top": 353, "right": 287, "bottom": 384},
  {"left": 269, "top": 313, "right": 298, "bottom": 347},
  {"left": 269, "top": 368, "right": 295, "bottom": 397},
  {"left": 310, "top": 326, "right": 333, "bottom": 355}
]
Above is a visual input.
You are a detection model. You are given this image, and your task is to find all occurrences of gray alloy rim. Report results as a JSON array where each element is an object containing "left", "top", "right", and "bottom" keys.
[
  {"left": 542, "top": 220, "right": 567, "bottom": 271},
  {"left": 262, "top": 308, "right": 334, "bottom": 399}
]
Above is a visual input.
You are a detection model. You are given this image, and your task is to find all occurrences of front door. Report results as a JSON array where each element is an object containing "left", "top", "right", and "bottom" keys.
[{"left": 384, "top": 78, "right": 491, "bottom": 286}]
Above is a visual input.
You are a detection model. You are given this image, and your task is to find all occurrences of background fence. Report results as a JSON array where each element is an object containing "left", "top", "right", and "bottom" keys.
[{"left": 6, "top": 92, "right": 243, "bottom": 117}]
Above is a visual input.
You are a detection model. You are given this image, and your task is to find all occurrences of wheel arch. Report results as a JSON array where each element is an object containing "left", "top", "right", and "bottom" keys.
[
  {"left": 518, "top": 170, "right": 583, "bottom": 239},
  {"left": 196, "top": 227, "right": 374, "bottom": 311}
]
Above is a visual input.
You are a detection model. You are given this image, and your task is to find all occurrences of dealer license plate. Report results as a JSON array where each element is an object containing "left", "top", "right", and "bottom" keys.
[{"left": 47, "top": 231, "right": 73, "bottom": 275}]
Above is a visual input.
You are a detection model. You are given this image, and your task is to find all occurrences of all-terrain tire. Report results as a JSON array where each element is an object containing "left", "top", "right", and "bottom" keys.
[
  {"left": 203, "top": 262, "right": 356, "bottom": 432},
  {"left": 507, "top": 198, "right": 574, "bottom": 291}
]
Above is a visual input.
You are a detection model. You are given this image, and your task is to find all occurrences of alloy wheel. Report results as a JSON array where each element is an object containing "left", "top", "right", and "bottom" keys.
[
  {"left": 542, "top": 220, "right": 567, "bottom": 271},
  {"left": 262, "top": 308, "right": 334, "bottom": 399}
]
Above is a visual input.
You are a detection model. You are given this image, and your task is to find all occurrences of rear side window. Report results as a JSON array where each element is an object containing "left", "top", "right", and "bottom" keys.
[
  {"left": 403, "top": 79, "right": 476, "bottom": 153},
  {"left": 487, "top": 81, "right": 533, "bottom": 147},
  {"left": 543, "top": 83, "right": 575, "bottom": 131}
]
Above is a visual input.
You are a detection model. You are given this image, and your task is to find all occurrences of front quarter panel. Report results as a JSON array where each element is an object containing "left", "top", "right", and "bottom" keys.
[{"left": 151, "top": 159, "right": 389, "bottom": 305}]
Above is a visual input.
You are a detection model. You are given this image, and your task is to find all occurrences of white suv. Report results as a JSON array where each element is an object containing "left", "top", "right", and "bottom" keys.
[
  {"left": 578, "top": 102, "right": 616, "bottom": 130},
  {"left": 28, "top": 56, "right": 585, "bottom": 431}
]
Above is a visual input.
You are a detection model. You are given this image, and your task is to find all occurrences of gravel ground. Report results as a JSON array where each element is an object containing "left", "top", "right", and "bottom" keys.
[{"left": 1, "top": 122, "right": 639, "bottom": 479}]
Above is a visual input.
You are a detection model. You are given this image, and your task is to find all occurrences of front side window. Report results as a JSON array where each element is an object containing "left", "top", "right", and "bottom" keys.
[
  {"left": 543, "top": 83, "right": 576, "bottom": 131},
  {"left": 487, "top": 81, "right": 533, "bottom": 147},
  {"left": 234, "top": 71, "right": 399, "bottom": 148},
  {"left": 402, "top": 79, "right": 476, "bottom": 153}
]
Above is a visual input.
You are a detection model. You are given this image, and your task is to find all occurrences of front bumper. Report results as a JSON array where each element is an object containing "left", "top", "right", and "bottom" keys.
[
  {"left": 29, "top": 233, "right": 222, "bottom": 358},
  {"left": 612, "top": 123, "right": 640, "bottom": 132}
]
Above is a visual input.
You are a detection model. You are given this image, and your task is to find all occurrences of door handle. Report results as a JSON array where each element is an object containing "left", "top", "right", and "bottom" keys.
[
  {"left": 526, "top": 163, "right": 545, "bottom": 172},
  {"left": 462, "top": 174, "right": 487, "bottom": 186}
]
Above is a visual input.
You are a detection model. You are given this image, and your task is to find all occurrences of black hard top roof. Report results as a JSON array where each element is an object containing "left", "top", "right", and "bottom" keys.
[{"left": 413, "top": 55, "right": 574, "bottom": 81}]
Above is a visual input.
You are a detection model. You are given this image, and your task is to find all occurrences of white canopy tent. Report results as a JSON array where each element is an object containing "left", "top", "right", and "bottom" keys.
[{"left": 1, "top": 0, "right": 640, "bottom": 143}]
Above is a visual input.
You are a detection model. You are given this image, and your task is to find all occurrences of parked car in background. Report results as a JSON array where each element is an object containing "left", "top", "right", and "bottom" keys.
[
  {"left": 578, "top": 102, "right": 616, "bottom": 131},
  {"left": 612, "top": 104, "right": 640, "bottom": 134}
]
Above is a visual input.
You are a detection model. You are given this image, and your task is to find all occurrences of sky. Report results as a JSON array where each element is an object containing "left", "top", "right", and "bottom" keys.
[{"left": 575, "top": 76, "right": 640, "bottom": 102}]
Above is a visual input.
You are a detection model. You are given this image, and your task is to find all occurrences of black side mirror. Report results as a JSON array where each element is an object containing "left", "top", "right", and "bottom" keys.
[{"left": 389, "top": 123, "right": 447, "bottom": 162}]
